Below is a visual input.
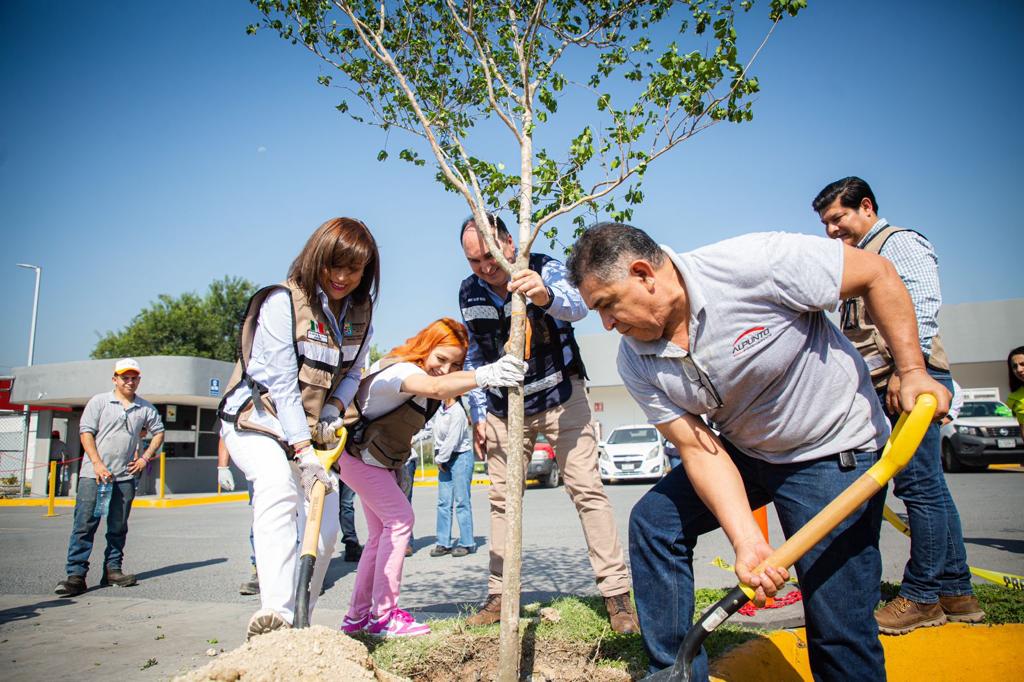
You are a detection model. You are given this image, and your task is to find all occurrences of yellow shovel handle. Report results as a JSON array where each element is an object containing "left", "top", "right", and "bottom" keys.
[{"left": 739, "top": 394, "right": 937, "bottom": 598}]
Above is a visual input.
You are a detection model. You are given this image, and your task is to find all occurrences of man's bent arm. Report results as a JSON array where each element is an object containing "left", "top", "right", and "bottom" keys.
[
  {"left": 656, "top": 415, "right": 788, "bottom": 601},
  {"left": 141, "top": 432, "right": 164, "bottom": 462},
  {"left": 839, "top": 244, "right": 950, "bottom": 416}
]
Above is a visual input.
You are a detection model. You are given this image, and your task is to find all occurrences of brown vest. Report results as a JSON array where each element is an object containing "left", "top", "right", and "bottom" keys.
[
  {"left": 840, "top": 225, "right": 950, "bottom": 390},
  {"left": 218, "top": 281, "right": 372, "bottom": 452},
  {"left": 342, "top": 357, "right": 440, "bottom": 470}
]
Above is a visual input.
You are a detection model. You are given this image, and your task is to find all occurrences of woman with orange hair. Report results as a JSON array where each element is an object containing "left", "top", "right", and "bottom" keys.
[{"left": 339, "top": 317, "right": 525, "bottom": 638}]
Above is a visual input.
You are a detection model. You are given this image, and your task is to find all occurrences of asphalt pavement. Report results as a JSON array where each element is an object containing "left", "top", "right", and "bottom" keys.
[{"left": 1, "top": 467, "right": 1021, "bottom": 680}]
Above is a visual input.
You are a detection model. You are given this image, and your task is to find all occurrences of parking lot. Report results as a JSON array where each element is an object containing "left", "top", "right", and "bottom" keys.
[{"left": 1, "top": 468, "right": 1022, "bottom": 679}]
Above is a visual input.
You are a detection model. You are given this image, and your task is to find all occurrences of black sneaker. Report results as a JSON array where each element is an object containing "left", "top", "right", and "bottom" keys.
[
  {"left": 54, "top": 575, "right": 86, "bottom": 597},
  {"left": 344, "top": 542, "right": 363, "bottom": 562},
  {"left": 101, "top": 567, "right": 138, "bottom": 587},
  {"left": 430, "top": 545, "right": 452, "bottom": 558},
  {"left": 451, "top": 546, "right": 472, "bottom": 558}
]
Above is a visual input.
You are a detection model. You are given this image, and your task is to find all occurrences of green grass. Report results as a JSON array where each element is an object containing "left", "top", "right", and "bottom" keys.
[
  {"left": 364, "top": 589, "right": 763, "bottom": 678},
  {"left": 367, "top": 584, "right": 1024, "bottom": 679}
]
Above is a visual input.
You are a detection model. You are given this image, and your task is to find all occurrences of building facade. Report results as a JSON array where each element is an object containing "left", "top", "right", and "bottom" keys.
[{"left": 10, "top": 356, "right": 235, "bottom": 496}]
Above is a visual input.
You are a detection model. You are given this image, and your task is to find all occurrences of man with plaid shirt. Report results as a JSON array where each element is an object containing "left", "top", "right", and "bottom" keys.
[{"left": 815, "top": 176, "right": 983, "bottom": 634}]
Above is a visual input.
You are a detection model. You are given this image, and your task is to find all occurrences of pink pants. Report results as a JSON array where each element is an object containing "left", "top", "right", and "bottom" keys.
[{"left": 338, "top": 453, "right": 414, "bottom": 619}]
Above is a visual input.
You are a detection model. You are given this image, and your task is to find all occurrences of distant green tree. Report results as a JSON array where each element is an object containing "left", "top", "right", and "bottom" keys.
[
  {"left": 368, "top": 343, "right": 385, "bottom": 365},
  {"left": 91, "top": 276, "right": 258, "bottom": 362}
]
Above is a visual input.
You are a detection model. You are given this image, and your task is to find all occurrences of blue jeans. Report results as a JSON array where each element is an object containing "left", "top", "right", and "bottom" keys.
[
  {"left": 882, "top": 368, "right": 972, "bottom": 602},
  {"left": 338, "top": 480, "right": 359, "bottom": 545},
  {"left": 435, "top": 450, "right": 475, "bottom": 548},
  {"left": 404, "top": 458, "right": 417, "bottom": 503},
  {"left": 65, "top": 477, "right": 137, "bottom": 577},
  {"left": 629, "top": 440, "right": 885, "bottom": 681}
]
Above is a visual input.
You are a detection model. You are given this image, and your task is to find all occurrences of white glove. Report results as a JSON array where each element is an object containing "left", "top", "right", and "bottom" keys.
[
  {"left": 296, "top": 446, "right": 336, "bottom": 500},
  {"left": 217, "top": 467, "right": 235, "bottom": 491},
  {"left": 313, "top": 403, "right": 344, "bottom": 446},
  {"left": 475, "top": 354, "right": 528, "bottom": 388}
]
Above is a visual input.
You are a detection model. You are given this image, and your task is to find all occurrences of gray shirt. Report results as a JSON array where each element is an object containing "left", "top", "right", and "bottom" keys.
[
  {"left": 617, "top": 232, "right": 890, "bottom": 464},
  {"left": 79, "top": 391, "right": 164, "bottom": 481},
  {"left": 428, "top": 399, "right": 473, "bottom": 464}
]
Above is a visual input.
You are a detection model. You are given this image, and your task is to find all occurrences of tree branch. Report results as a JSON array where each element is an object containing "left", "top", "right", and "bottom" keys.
[
  {"left": 444, "top": 0, "right": 522, "bottom": 144},
  {"left": 334, "top": 1, "right": 477, "bottom": 207}
]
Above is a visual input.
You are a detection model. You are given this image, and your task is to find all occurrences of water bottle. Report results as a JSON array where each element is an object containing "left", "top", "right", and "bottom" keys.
[{"left": 93, "top": 481, "right": 113, "bottom": 518}]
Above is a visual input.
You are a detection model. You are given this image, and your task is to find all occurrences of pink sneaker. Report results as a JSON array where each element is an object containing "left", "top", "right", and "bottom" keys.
[
  {"left": 366, "top": 608, "right": 430, "bottom": 637},
  {"left": 341, "top": 612, "right": 369, "bottom": 634}
]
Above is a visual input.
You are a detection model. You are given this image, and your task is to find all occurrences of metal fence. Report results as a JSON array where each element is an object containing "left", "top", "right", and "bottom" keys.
[{"left": 0, "top": 411, "right": 29, "bottom": 496}]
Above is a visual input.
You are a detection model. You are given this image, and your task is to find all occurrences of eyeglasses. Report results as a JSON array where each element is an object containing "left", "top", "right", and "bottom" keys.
[{"left": 679, "top": 354, "right": 724, "bottom": 411}]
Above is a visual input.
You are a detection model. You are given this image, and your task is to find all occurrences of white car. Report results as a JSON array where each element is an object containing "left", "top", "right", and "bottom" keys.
[
  {"left": 940, "top": 400, "right": 1023, "bottom": 472},
  {"left": 599, "top": 424, "right": 666, "bottom": 483}
]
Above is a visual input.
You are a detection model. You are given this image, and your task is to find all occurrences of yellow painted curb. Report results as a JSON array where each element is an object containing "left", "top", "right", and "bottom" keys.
[
  {"left": 0, "top": 493, "right": 249, "bottom": 509},
  {"left": 134, "top": 493, "right": 249, "bottom": 508},
  {"left": 709, "top": 623, "right": 1024, "bottom": 682},
  {"left": 413, "top": 478, "right": 492, "bottom": 488},
  {"left": 0, "top": 498, "right": 76, "bottom": 508}
]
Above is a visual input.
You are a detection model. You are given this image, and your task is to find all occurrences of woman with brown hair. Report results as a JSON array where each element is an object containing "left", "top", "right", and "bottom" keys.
[
  {"left": 218, "top": 217, "right": 379, "bottom": 638},
  {"left": 338, "top": 317, "right": 525, "bottom": 638}
]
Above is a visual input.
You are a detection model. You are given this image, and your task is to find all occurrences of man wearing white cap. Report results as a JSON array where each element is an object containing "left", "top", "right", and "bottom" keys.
[{"left": 55, "top": 358, "right": 165, "bottom": 597}]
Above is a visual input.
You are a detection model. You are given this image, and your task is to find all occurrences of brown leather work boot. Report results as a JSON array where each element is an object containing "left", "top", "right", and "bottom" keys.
[
  {"left": 605, "top": 593, "right": 640, "bottom": 634},
  {"left": 939, "top": 594, "right": 985, "bottom": 623},
  {"left": 465, "top": 594, "right": 502, "bottom": 627},
  {"left": 101, "top": 566, "right": 138, "bottom": 587},
  {"left": 875, "top": 596, "right": 946, "bottom": 635}
]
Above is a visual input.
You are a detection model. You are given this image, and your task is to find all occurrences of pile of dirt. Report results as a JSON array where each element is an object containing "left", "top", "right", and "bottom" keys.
[
  {"left": 385, "top": 633, "right": 633, "bottom": 682},
  {"left": 175, "top": 626, "right": 406, "bottom": 682}
]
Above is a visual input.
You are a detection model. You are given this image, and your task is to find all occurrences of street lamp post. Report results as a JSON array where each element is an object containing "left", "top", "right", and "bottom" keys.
[
  {"left": 16, "top": 264, "right": 41, "bottom": 496},
  {"left": 16, "top": 264, "right": 41, "bottom": 366}
]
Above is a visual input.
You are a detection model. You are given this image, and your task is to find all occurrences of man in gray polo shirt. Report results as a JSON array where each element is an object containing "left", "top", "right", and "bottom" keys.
[
  {"left": 55, "top": 358, "right": 164, "bottom": 597},
  {"left": 566, "top": 224, "right": 949, "bottom": 681}
]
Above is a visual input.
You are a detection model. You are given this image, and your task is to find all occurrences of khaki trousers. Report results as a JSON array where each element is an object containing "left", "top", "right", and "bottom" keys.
[{"left": 482, "top": 378, "right": 631, "bottom": 597}]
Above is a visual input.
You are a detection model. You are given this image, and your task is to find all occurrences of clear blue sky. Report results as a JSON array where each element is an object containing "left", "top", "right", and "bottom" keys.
[{"left": 1, "top": 1, "right": 1020, "bottom": 372}]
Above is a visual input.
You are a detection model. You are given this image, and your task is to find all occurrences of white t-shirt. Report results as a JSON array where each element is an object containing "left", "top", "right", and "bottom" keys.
[{"left": 354, "top": 360, "right": 428, "bottom": 467}]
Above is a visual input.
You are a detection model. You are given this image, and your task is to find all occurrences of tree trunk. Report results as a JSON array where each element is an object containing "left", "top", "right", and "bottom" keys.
[
  {"left": 497, "top": 101, "right": 535, "bottom": 682},
  {"left": 497, "top": 288, "right": 527, "bottom": 682}
]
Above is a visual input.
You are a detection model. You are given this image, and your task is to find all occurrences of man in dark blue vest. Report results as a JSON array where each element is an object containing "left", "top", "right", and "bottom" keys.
[{"left": 459, "top": 214, "right": 637, "bottom": 633}]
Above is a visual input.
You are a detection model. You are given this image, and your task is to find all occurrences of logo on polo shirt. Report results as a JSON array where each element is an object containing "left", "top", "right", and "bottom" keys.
[{"left": 732, "top": 326, "right": 771, "bottom": 356}]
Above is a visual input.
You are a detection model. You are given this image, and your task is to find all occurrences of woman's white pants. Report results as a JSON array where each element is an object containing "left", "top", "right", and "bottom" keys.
[{"left": 221, "top": 426, "right": 339, "bottom": 624}]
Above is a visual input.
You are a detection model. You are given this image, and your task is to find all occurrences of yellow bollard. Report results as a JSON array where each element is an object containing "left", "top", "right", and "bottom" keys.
[
  {"left": 46, "top": 461, "right": 57, "bottom": 517},
  {"left": 159, "top": 451, "right": 166, "bottom": 500}
]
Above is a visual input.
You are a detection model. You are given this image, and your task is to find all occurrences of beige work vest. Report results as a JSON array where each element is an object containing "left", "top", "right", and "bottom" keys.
[
  {"left": 219, "top": 280, "right": 371, "bottom": 452},
  {"left": 342, "top": 357, "right": 440, "bottom": 470},
  {"left": 840, "top": 226, "right": 950, "bottom": 390}
]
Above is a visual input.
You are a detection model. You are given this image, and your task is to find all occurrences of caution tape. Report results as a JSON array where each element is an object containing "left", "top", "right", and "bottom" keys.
[
  {"left": 882, "top": 504, "right": 911, "bottom": 537},
  {"left": 711, "top": 556, "right": 800, "bottom": 585},
  {"left": 969, "top": 567, "right": 1024, "bottom": 591},
  {"left": 883, "top": 503, "right": 1024, "bottom": 591}
]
